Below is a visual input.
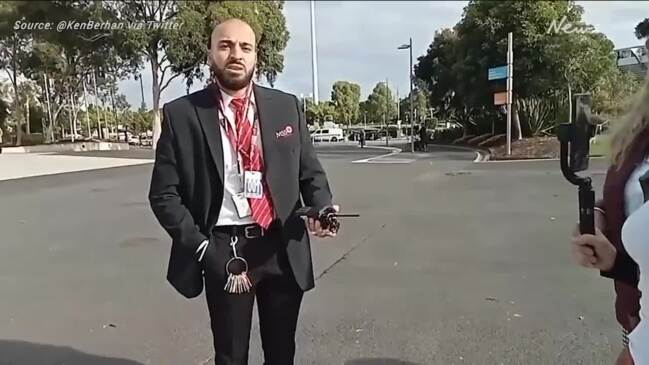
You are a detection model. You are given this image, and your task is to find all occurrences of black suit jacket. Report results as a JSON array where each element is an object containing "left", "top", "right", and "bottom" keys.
[{"left": 148, "top": 84, "right": 333, "bottom": 299}]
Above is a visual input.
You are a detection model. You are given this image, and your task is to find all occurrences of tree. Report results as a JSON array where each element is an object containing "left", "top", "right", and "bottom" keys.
[
  {"left": 107, "top": 0, "right": 290, "bottom": 149},
  {"left": 415, "top": 29, "right": 463, "bottom": 126},
  {"left": 331, "top": 81, "right": 360, "bottom": 126},
  {"left": 0, "top": 2, "right": 33, "bottom": 146},
  {"left": 0, "top": 85, "right": 9, "bottom": 134},
  {"left": 358, "top": 100, "right": 371, "bottom": 124},
  {"left": 399, "top": 81, "right": 431, "bottom": 125},
  {"left": 416, "top": 0, "right": 619, "bottom": 138},
  {"left": 366, "top": 82, "right": 397, "bottom": 125},
  {"left": 306, "top": 100, "right": 335, "bottom": 125},
  {"left": 126, "top": 109, "right": 154, "bottom": 139},
  {"left": 636, "top": 18, "right": 649, "bottom": 40},
  {"left": 16, "top": 1, "right": 136, "bottom": 142},
  {"left": 592, "top": 67, "right": 642, "bottom": 120}
]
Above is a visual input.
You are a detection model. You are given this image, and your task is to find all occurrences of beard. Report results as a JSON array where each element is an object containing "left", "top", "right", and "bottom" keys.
[{"left": 212, "top": 61, "right": 254, "bottom": 91}]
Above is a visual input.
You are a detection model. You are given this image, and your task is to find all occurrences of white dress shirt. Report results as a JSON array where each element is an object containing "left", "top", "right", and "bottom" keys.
[{"left": 216, "top": 90, "right": 264, "bottom": 226}]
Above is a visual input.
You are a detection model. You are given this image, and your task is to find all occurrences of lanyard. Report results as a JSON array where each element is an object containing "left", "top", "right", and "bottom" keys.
[{"left": 215, "top": 84, "right": 258, "bottom": 174}]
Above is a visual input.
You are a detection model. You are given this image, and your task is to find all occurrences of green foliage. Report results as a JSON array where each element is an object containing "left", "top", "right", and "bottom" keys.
[
  {"left": 305, "top": 99, "right": 335, "bottom": 125},
  {"left": 366, "top": 82, "right": 397, "bottom": 124},
  {"left": 416, "top": 0, "right": 622, "bottom": 138},
  {"left": 331, "top": 81, "right": 361, "bottom": 125},
  {"left": 125, "top": 109, "right": 154, "bottom": 135},
  {"left": 0, "top": 94, "right": 8, "bottom": 131},
  {"left": 592, "top": 68, "right": 642, "bottom": 119},
  {"left": 399, "top": 83, "right": 431, "bottom": 124},
  {"left": 125, "top": 0, "right": 291, "bottom": 91},
  {"left": 636, "top": 18, "right": 649, "bottom": 40}
]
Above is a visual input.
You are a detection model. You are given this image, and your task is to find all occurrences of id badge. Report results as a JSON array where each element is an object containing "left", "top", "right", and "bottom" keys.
[
  {"left": 232, "top": 192, "right": 252, "bottom": 218},
  {"left": 244, "top": 171, "right": 263, "bottom": 199}
]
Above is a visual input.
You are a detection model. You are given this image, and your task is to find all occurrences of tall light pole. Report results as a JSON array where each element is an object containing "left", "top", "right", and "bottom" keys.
[
  {"left": 398, "top": 37, "right": 414, "bottom": 153},
  {"left": 506, "top": 32, "right": 513, "bottom": 155},
  {"left": 385, "top": 78, "right": 389, "bottom": 147},
  {"left": 310, "top": 0, "right": 319, "bottom": 103}
]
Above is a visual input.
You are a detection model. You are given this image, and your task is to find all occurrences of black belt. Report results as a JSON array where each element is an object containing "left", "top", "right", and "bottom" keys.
[{"left": 214, "top": 223, "right": 266, "bottom": 239}]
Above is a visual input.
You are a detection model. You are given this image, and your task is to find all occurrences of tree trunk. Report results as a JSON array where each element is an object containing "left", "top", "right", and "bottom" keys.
[
  {"left": 12, "top": 74, "right": 22, "bottom": 146},
  {"left": 151, "top": 57, "right": 161, "bottom": 150},
  {"left": 512, "top": 98, "right": 523, "bottom": 140},
  {"left": 25, "top": 94, "right": 30, "bottom": 135}
]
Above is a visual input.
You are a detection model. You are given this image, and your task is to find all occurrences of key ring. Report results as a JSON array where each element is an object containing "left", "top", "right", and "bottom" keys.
[
  {"left": 225, "top": 236, "right": 248, "bottom": 275},
  {"left": 223, "top": 235, "right": 252, "bottom": 293}
]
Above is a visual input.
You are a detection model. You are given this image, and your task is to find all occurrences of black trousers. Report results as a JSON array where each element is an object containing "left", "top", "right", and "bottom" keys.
[{"left": 202, "top": 224, "right": 304, "bottom": 365}]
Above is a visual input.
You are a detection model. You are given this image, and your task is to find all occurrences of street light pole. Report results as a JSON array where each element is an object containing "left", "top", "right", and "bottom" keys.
[
  {"left": 399, "top": 38, "right": 414, "bottom": 153},
  {"left": 408, "top": 37, "right": 414, "bottom": 153},
  {"left": 310, "top": 0, "right": 319, "bottom": 104}
]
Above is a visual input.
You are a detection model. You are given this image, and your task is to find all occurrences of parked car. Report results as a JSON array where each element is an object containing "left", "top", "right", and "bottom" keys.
[{"left": 311, "top": 128, "right": 344, "bottom": 142}]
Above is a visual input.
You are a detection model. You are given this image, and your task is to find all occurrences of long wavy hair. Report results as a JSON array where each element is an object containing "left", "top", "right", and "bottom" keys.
[{"left": 610, "top": 43, "right": 649, "bottom": 167}]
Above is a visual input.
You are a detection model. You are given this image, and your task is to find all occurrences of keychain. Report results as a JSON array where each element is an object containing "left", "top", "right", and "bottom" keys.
[{"left": 223, "top": 236, "right": 252, "bottom": 294}]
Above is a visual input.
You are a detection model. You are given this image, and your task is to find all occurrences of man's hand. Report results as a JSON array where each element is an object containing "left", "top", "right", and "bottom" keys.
[
  {"left": 571, "top": 228, "right": 617, "bottom": 271},
  {"left": 306, "top": 205, "right": 340, "bottom": 238}
]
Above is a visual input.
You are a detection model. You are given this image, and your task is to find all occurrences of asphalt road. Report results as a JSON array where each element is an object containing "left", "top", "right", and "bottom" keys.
[{"left": 0, "top": 145, "right": 620, "bottom": 364}]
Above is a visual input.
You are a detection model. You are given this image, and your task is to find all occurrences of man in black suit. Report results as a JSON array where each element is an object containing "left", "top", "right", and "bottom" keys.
[{"left": 148, "top": 18, "right": 338, "bottom": 365}]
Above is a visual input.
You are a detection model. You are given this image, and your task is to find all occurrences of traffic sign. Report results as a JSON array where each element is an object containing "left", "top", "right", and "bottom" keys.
[
  {"left": 494, "top": 92, "right": 507, "bottom": 105},
  {"left": 488, "top": 65, "right": 508, "bottom": 80}
]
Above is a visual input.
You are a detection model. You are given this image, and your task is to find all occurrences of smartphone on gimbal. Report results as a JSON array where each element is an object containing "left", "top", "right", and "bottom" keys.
[{"left": 558, "top": 93, "right": 598, "bottom": 235}]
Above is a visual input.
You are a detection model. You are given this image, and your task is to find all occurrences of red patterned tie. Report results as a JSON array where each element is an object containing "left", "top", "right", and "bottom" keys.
[{"left": 229, "top": 97, "right": 275, "bottom": 229}]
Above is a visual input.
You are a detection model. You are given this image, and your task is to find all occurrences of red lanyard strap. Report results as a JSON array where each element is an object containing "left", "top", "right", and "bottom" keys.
[{"left": 214, "top": 84, "right": 258, "bottom": 170}]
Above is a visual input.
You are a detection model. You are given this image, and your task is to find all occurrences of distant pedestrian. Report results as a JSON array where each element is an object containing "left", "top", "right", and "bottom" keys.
[
  {"left": 418, "top": 126, "right": 428, "bottom": 152},
  {"left": 0, "top": 127, "right": 4, "bottom": 154}
]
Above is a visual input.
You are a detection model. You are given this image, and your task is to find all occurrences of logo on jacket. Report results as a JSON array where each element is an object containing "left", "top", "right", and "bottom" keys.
[{"left": 276, "top": 125, "right": 294, "bottom": 139}]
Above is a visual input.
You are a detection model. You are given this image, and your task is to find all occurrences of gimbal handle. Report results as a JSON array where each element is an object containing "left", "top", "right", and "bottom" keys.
[{"left": 558, "top": 123, "right": 595, "bottom": 235}]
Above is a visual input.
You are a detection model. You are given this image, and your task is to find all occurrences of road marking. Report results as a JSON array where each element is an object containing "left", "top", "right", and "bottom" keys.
[
  {"left": 480, "top": 156, "right": 605, "bottom": 163},
  {"left": 361, "top": 158, "right": 415, "bottom": 164},
  {"left": 351, "top": 146, "right": 402, "bottom": 163}
]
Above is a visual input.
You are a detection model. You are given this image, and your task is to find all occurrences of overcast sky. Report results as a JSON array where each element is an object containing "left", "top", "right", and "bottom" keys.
[{"left": 118, "top": 0, "right": 648, "bottom": 109}]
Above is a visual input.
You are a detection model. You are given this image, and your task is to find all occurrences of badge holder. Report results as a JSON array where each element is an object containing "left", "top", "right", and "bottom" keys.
[
  {"left": 224, "top": 236, "right": 252, "bottom": 294},
  {"left": 557, "top": 93, "right": 598, "bottom": 235}
]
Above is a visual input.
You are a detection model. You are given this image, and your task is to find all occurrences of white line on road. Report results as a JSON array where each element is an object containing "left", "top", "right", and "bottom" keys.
[{"left": 351, "top": 146, "right": 402, "bottom": 164}]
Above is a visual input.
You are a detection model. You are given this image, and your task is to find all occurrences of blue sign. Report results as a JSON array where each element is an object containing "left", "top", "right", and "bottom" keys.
[{"left": 488, "top": 65, "right": 508, "bottom": 80}]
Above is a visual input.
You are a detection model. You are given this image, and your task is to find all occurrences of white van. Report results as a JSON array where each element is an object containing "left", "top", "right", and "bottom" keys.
[{"left": 311, "top": 128, "right": 344, "bottom": 142}]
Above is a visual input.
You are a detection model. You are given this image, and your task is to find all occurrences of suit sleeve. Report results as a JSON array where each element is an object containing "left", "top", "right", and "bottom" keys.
[
  {"left": 148, "top": 104, "right": 207, "bottom": 251},
  {"left": 295, "top": 96, "right": 333, "bottom": 210},
  {"left": 597, "top": 170, "right": 639, "bottom": 285},
  {"left": 600, "top": 251, "right": 639, "bottom": 286}
]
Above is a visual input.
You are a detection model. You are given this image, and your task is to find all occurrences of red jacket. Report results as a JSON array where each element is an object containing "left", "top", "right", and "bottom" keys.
[{"left": 599, "top": 127, "right": 649, "bottom": 331}]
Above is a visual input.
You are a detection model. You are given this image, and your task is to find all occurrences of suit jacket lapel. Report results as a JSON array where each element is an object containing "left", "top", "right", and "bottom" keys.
[
  {"left": 194, "top": 87, "right": 224, "bottom": 184},
  {"left": 254, "top": 84, "right": 282, "bottom": 210}
]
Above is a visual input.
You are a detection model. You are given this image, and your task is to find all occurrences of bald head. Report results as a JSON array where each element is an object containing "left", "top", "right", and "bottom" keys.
[
  {"left": 211, "top": 18, "right": 257, "bottom": 50},
  {"left": 209, "top": 18, "right": 258, "bottom": 94}
]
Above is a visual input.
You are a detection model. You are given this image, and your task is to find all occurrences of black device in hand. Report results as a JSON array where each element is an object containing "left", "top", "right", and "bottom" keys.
[
  {"left": 294, "top": 206, "right": 360, "bottom": 235},
  {"left": 558, "top": 93, "right": 597, "bottom": 235}
]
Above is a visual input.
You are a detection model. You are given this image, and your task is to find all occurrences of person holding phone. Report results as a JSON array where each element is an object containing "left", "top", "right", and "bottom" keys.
[{"left": 572, "top": 45, "right": 649, "bottom": 365}]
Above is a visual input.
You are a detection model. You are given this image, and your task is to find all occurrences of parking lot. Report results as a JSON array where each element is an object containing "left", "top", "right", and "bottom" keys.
[{"left": 0, "top": 145, "right": 620, "bottom": 364}]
